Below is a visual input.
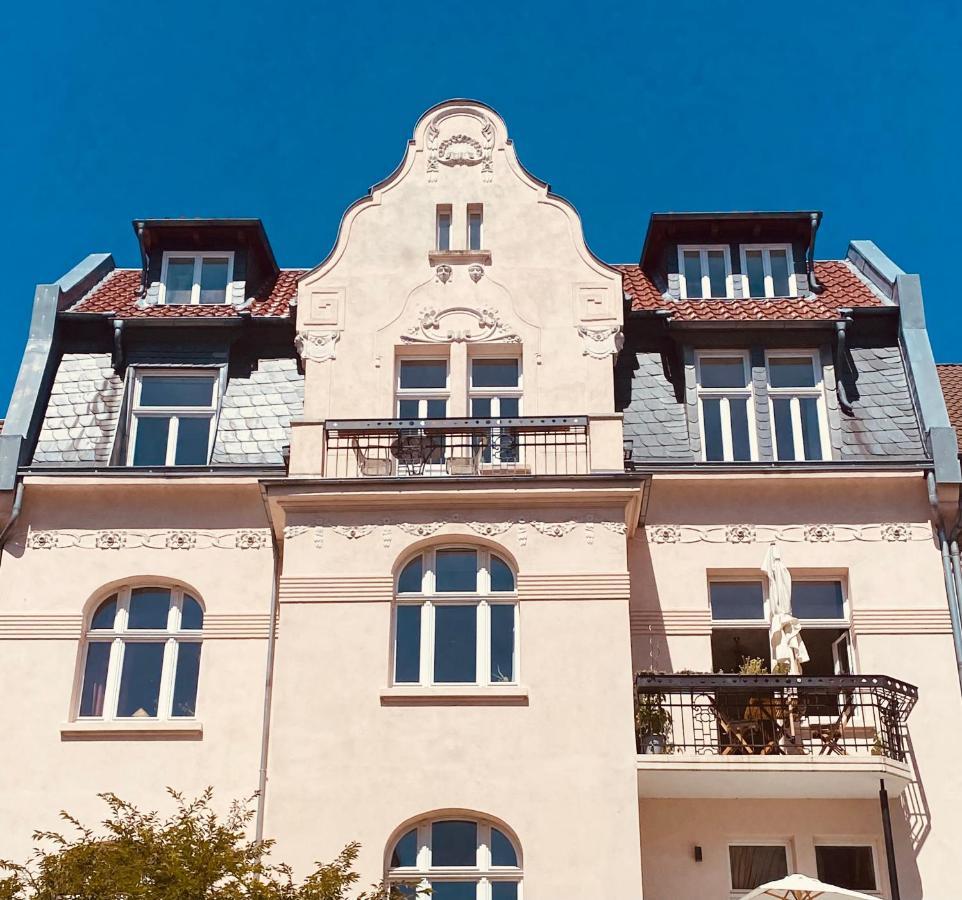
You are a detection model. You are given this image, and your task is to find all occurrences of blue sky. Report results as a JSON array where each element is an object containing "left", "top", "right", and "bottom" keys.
[{"left": 1, "top": 1, "right": 959, "bottom": 404}]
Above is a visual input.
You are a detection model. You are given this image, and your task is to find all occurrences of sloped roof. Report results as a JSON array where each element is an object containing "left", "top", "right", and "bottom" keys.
[
  {"left": 617, "top": 260, "right": 885, "bottom": 321},
  {"left": 938, "top": 364, "right": 962, "bottom": 440},
  {"left": 67, "top": 268, "right": 305, "bottom": 318}
]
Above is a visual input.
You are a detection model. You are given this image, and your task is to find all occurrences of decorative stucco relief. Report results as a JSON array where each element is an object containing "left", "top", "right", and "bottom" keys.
[
  {"left": 468, "top": 264, "right": 484, "bottom": 283},
  {"left": 577, "top": 325, "right": 623, "bottom": 359},
  {"left": 426, "top": 109, "right": 495, "bottom": 183},
  {"left": 295, "top": 330, "right": 340, "bottom": 363},
  {"left": 24, "top": 528, "right": 271, "bottom": 551},
  {"left": 401, "top": 306, "right": 520, "bottom": 344},
  {"left": 530, "top": 521, "right": 577, "bottom": 538},
  {"left": 644, "top": 522, "right": 927, "bottom": 544},
  {"left": 435, "top": 265, "right": 452, "bottom": 284},
  {"left": 398, "top": 522, "right": 445, "bottom": 537}
]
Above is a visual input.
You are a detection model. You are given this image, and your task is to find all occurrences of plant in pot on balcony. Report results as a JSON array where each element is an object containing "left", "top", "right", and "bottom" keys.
[{"left": 635, "top": 686, "right": 672, "bottom": 755}]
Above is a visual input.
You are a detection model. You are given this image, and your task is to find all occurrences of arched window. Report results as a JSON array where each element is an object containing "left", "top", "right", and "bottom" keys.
[
  {"left": 394, "top": 547, "right": 517, "bottom": 686},
  {"left": 388, "top": 815, "right": 522, "bottom": 899},
  {"left": 78, "top": 585, "right": 203, "bottom": 720}
]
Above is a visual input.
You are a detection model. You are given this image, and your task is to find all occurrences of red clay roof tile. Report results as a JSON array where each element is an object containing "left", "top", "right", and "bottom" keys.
[{"left": 937, "top": 364, "right": 962, "bottom": 441}]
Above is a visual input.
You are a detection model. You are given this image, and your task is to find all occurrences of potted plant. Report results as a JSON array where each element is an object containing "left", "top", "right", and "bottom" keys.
[{"left": 635, "top": 687, "right": 672, "bottom": 754}]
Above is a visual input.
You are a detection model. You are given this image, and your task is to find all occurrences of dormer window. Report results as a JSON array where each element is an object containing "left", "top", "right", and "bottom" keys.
[
  {"left": 678, "top": 245, "right": 732, "bottom": 299},
  {"left": 160, "top": 252, "right": 233, "bottom": 306},
  {"left": 741, "top": 244, "right": 796, "bottom": 297}
]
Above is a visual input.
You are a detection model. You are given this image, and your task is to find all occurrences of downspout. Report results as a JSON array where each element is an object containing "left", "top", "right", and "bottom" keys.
[
  {"left": 135, "top": 222, "right": 149, "bottom": 299},
  {"left": 834, "top": 316, "right": 854, "bottom": 415},
  {"left": 0, "top": 480, "right": 25, "bottom": 568},
  {"left": 254, "top": 482, "right": 281, "bottom": 845},
  {"left": 927, "top": 472, "right": 962, "bottom": 692},
  {"left": 807, "top": 212, "right": 825, "bottom": 294}
]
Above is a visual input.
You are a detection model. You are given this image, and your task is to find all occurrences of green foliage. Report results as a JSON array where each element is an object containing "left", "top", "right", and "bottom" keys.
[{"left": 0, "top": 789, "right": 412, "bottom": 900}]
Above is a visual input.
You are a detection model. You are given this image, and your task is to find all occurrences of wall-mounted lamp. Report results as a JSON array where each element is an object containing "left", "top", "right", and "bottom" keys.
[{"left": 694, "top": 845, "right": 703, "bottom": 862}]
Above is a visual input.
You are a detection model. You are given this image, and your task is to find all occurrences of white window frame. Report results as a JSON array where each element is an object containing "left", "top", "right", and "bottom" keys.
[
  {"left": 159, "top": 251, "right": 235, "bottom": 306},
  {"left": 695, "top": 351, "right": 757, "bottom": 462},
  {"left": 436, "top": 205, "right": 453, "bottom": 252},
  {"left": 469, "top": 355, "right": 523, "bottom": 466},
  {"left": 727, "top": 839, "right": 792, "bottom": 897},
  {"left": 740, "top": 243, "right": 798, "bottom": 298},
  {"left": 678, "top": 244, "right": 734, "bottom": 299},
  {"left": 75, "top": 585, "right": 203, "bottom": 722},
  {"left": 467, "top": 204, "right": 484, "bottom": 251},
  {"left": 709, "top": 576, "right": 771, "bottom": 629},
  {"left": 765, "top": 350, "right": 832, "bottom": 462},
  {"left": 812, "top": 838, "right": 882, "bottom": 897},
  {"left": 388, "top": 817, "right": 523, "bottom": 900},
  {"left": 393, "top": 547, "right": 519, "bottom": 687},
  {"left": 396, "top": 357, "right": 451, "bottom": 419},
  {"left": 125, "top": 368, "right": 221, "bottom": 466}
]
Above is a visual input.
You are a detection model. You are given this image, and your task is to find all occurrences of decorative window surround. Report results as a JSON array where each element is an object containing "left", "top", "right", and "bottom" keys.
[{"left": 159, "top": 251, "right": 235, "bottom": 306}]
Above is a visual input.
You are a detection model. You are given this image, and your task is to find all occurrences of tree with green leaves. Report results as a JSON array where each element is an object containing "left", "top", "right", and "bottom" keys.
[{"left": 0, "top": 789, "right": 414, "bottom": 900}]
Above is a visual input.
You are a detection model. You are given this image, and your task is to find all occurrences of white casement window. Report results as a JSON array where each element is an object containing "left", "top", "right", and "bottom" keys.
[
  {"left": 678, "top": 245, "right": 733, "bottom": 299},
  {"left": 397, "top": 358, "right": 450, "bottom": 419},
  {"left": 394, "top": 547, "right": 518, "bottom": 686},
  {"left": 766, "top": 351, "right": 830, "bottom": 462},
  {"left": 728, "top": 842, "right": 790, "bottom": 893},
  {"left": 695, "top": 352, "right": 756, "bottom": 462},
  {"left": 77, "top": 585, "right": 203, "bottom": 721},
  {"left": 709, "top": 579, "right": 771, "bottom": 673},
  {"left": 792, "top": 579, "right": 853, "bottom": 678},
  {"left": 741, "top": 244, "right": 797, "bottom": 298},
  {"left": 437, "top": 205, "right": 453, "bottom": 252},
  {"left": 467, "top": 204, "right": 484, "bottom": 251},
  {"left": 160, "top": 252, "right": 234, "bottom": 306},
  {"left": 470, "top": 357, "right": 521, "bottom": 464},
  {"left": 127, "top": 370, "right": 220, "bottom": 466},
  {"left": 814, "top": 843, "right": 879, "bottom": 893},
  {"left": 388, "top": 816, "right": 523, "bottom": 900}
]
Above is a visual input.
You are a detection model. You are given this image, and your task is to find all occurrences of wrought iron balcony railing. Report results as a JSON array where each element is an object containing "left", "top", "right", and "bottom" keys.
[
  {"left": 635, "top": 674, "right": 918, "bottom": 762},
  {"left": 324, "top": 417, "right": 589, "bottom": 478}
]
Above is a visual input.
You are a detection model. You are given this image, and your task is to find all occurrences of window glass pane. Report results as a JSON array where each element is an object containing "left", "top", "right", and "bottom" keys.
[
  {"left": 769, "top": 357, "right": 816, "bottom": 388},
  {"left": 140, "top": 376, "right": 215, "bottom": 407},
  {"left": 772, "top": 398, "right": 796, "bottom": 461},
  {"left": 745, "top": 249, "right": 766, "bottom": 297},
  {"left": 498, "top": 397, "right": 519, "bottom": 418},
  {"left": 438, "top": 211, "right": 451, "bottom": 251},
  {"left": 391, "top": 829, "right": 418, "bottom": 868},
  {"left": 79, "top": 642, "right": 111, "bottom": 717},
  {"left": 116, "top": 642, "right": 165, "bottom": 717},
  {"left": 128, "top": 587, "right": 172, "bottom": 630},
  {"left": 491, "top": 883, "right": 518, "bottom": 900},
  {"left": 472, "top": 359, "right": 519, "bottom": 388},
  {"left": 468, "top": 212, "right": 482, "bottom": 251},
  {"left": 792, "top": 581, "right": 844, "bottom": 619},
  {"left": 394, "top": 605, "right": 422, "bottom": 683},
  {"left": 702, "top": 398, "right": 724, "bottom": 461},
  {"left": 435, "top": 550, "right": 478, "bottom": 592},
  {"left": 471, "top": 397, "right": 491, "bottom": 418},
  {"left": 434, "top": 606, "right": 477, "bottom": 683},
  {"left": 398, "top": 399, "right": 420, "bottom": 419},
  {"left": 426, "top": 399, "right": 447, "bottom": 419},
  {"left": 799, "top": 396, "right": 823, "bottom": 460},
  {"left": 490, "top": 829, "right": 517, "bottom": 866},
  {"left": 710, "top": 582, "right": 765, "bottom": 620},
  {"left": 682, "top": 251, "right": 703, "bottom": 299},
  {"left": 132, "top": 417, "right": 170, "bottom": 466},
  {"left": 431, "top": 821, "right": 477, "bottom": 866},
  {"left": 816, "top": 846, "right": 876, "bottom": 891},
  {"left": 199, "top": 257, "right": 229, "bottom": 305},
  {"left": 181, "top": 595, "right": 204, "bottom": 630},
  {"left": 90, "top": 595, "right": 118, "bottom": 630},
  {"left": 770, "top": 249, "right": 791, "bottom": 296},
  {"left": 700, "top": 357, "right": 747, "bottom": 389},
  {"left": 707, "top": 249, "right": 728, "bottom": 297},
  {"left": 428, "top": 883, "right": 476, "bottom": 900},
  {"left": 174, "top": 417, "right": 211, "bottom": 465},
  {"left": 490, "top": 556, "right": 515, "bottom": 592},
  {"left": 165, "top": 258, "right": 194, "bottom": 304},
  {"left": 729, "top": 845, "right": 788, "bottom": 890},
  {"left": 398, "top": 557, "right": 424, "bottom": 593},
  {"left": 490, "top": 605, "right": 515, "bottom": 683},
  {"left": 171, "top": 642, "right": 201, "bottom": 717},
  {"left": 729, "top": 398, "right": 751, "bottom": 461},
  {"left": 399, "top": 360, "right": 447, "bottom": 390}
]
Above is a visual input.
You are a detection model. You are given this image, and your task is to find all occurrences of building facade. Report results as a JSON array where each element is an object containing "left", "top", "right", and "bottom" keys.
[{"left": 1, "top": 100, "right": 961, "bottom": 899}]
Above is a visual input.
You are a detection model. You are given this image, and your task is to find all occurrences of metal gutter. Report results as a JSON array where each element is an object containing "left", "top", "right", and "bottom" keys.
[
  {"left": 0, "top": 481, "right": 25, "bottom": 567},
  {"left": 19, "top": 465, "right": 285, "bottom": 478}
]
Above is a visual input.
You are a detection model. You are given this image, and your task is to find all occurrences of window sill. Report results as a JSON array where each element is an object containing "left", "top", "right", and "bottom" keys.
[
  {"left": 379, "top": 686, "right": 528, "bottom": 707},
  {"left": 60, "top": 720, "right": 203, "bottom": 741},
  {"left": 427, "top": 250, "right": 492, "bottom": 266}
]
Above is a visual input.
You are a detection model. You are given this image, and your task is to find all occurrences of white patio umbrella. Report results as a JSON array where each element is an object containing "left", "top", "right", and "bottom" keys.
[
  {"left": 743, "top": 872, "right": 879, "bottom": 899},
  {"left": 762, "top": 542, "right": 809, "bottom": 674}
]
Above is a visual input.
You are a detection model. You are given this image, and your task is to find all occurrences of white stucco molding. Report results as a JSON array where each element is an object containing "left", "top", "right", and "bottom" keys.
[
  {"left": 295, "top": 330, "right": 341, "bottom": 363},
  {"left": 401, "top": 306, "right": 521, "bottom": 344}
]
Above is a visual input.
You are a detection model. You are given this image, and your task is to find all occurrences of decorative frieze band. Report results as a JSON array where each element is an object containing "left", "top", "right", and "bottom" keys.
[
  {"left": 630, "top": 610, "right": 713, "bottom": 636},
  {"left": 852, "top": 608, "right": 952, "bottom": 634},
  {"left": 23, "top": 528, "right": 270, "bottom": 551},
  {"left": 645, "top": 522, "right": 926, "bottom": 545},
  {"left": 279, "top": 575, "right": 394, "bottom": 604},
  {"left": 516, "top": 573, "right": 630, "bottom": 601}
]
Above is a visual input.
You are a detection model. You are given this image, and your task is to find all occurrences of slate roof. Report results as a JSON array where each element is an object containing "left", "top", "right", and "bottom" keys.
[
  {"left": 616, "top": 260, "right": 885, "bottom": 321},
  {"left": 68, "top": 268, "right": 305, "bottom": 318},
  {"left": 937, "top": 364, "right": 962, "bottom": 445}
]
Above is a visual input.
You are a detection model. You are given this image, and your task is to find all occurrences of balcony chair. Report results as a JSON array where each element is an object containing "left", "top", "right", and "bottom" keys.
[
  {"left": 351, "top": 438, "right": 393, "bottom": 477},
  {"left": 445, "top": 434, "right": 486, "bottom": 476}
]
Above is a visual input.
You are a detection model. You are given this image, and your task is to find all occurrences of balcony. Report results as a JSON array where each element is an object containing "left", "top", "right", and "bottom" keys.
[
  {"left": 323, "top": 416, "right": 591, "bottom": 478},
  {"left": 635, "top": 673, "right": 918, "bottom": 799}
]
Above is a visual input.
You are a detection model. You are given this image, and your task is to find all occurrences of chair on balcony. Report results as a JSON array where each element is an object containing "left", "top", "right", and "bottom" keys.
[
  {"left": 810, "top": 694, "right": 856, "bottom": 755},
  {"left": 351, "top": 438, "right": 393, "bottom": 477},
  {"left": 445, "top": 434, "right": 486, "bottom": 476}
]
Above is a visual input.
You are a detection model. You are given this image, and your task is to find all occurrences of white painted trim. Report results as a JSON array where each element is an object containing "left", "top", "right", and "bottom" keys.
[
  {"left": 678, "top": 244, "right": 734, "bottom": 299},
  {"left": 159, "top": 251, "right": 235, "bottom": 306},
  {"left": 695, "top": 351, "right": 757, "bottom": 462},
  {"left": 726, "top": 838, "right": 793, "bottom": 895},
  {"left": 765, "top": 350, "right": 832, "bottom": 462},
  {"left": 740, "top": 243, "right": 798, "bottom": 298},
  {"left": 812, "top": 837, "right": 884, "bottom": 896}
]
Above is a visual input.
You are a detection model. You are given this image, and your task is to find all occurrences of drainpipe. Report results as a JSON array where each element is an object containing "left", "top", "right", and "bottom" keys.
[
  {"left": 0, "top": 481, "right": 25, "bottom": 567},
  {"left": 834, "top": 317, "right": 854, "bottom": 415},
  {"left": 879, "top": 779, "right": 901, "bottom": 900},
  {"left": 807, "top": 212, "right": 825, "bottom": 294},
  {"left": 254, "top": 482, "right": 281, "bottom": 845},
  {"left": 135, "top": 222, "right": 149, "bottom": 298},
  {"left": 927, "top": 472, "right": 962, "bottom": 693}
]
